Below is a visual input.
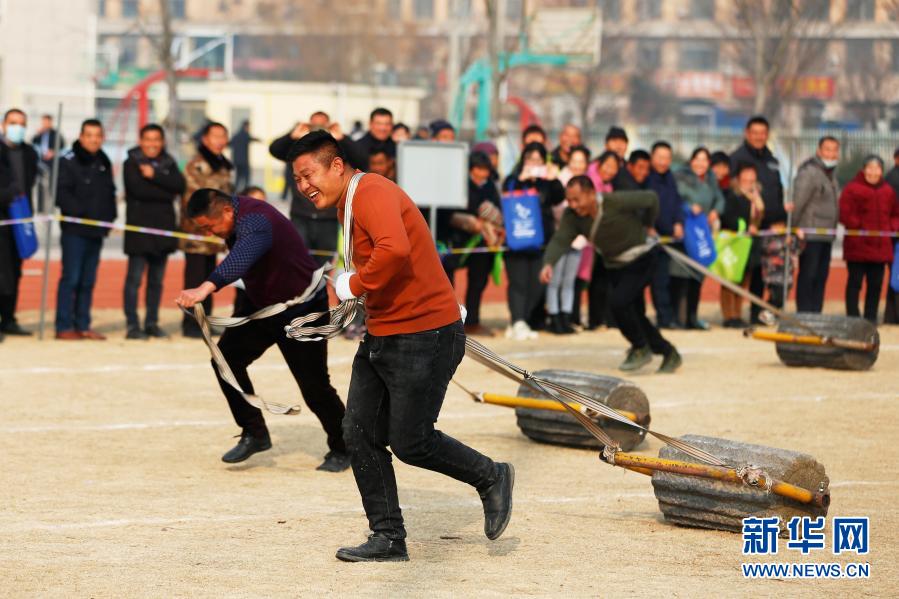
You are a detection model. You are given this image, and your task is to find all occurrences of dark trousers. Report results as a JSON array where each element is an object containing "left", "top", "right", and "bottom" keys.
[
  {"left": 444, "top": 252, "right": 493, "bottom": 326},
  {"left": 748, "top": 265, "right": 785, "bottom": 322},
  {"left": 504, "top": 252, "right": 543, "bottom": 323},
  {"left": 650, "top": 250, "right": 675, "bottom": 327},
  {"left": 235, "top": 163, "right": 250, "bottom": 191},
  {"left": 291, "top": 216, "right": 339, "bottom": 267},
  {"left": 846, "top": 261, "right": 885, "bottom": 324},
  {"left": 124, "top": 253, "right": 168, "bottom": 329},
  {"left": 588, "top": 257, "right": 614, "bottom": 328},
  {"left": 182, "top": 253, "right": 217, "bottom": 334},
  {"left": 885, "top": 262, "right": 899, "bottom": 324},
  {"left": 0, "top": 242, "right": 22, "bottom": 328},
  {"left": 213, "top": 292, "right": 346, "bottom": 449},
  {"left": 608, "top": 250, "right": 673, "bottom": 356},
  {"left": 671, "top": 275, "right": 703, "bottom": 326},
  {"left": 55, "top": 232, "right": 103, "bottom": 333},
  {"left": 796, "top": 241, "right": 832, "bottom": 313},
  {"left": 343, "top": 321, "right": 497, "bottom": 540}
]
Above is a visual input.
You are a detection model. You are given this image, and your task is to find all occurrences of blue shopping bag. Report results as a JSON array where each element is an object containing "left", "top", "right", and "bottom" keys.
[
  {"left": 683, "top": 208, "right": 717, "bottom": 267},
  {"left": 891, "top": 242, "right": 899, "bottom": 292},
  {"left": 501, "top": 187, "right": 543, "bottom": 251},
  {"left": 8, "top": 194, "right": 38, "bottom": 259}
]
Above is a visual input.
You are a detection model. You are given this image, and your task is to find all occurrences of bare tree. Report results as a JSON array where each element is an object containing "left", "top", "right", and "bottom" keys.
[
  {"left": 130, "top": 0, "right": 180, "bottom": 152},
  {"left": 724, "top": 0, "right": 851, "bottom": 121}
]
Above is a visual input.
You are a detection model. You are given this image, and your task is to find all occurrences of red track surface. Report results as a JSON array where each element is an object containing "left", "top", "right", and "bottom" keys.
[{"left": 18, "top": 257, "right": 858, "bottom": 313}]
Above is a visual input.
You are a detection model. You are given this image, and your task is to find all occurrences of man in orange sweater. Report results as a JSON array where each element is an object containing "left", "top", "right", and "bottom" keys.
[{"left": 288, "top": 131, "right": 514, "bottom": 563}]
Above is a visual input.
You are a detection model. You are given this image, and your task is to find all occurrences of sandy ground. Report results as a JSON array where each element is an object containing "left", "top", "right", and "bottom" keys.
[{"left": 2, "top": 304, "right": 897, "bottom": 598}]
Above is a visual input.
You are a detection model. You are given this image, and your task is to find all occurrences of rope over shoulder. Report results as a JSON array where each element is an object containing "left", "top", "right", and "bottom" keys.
[{"left": 284, "top": 172, "right": 367, "bottom": 342}]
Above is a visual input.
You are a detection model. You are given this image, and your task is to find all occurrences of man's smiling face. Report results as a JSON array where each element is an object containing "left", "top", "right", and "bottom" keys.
[{"left": 291, "top": 152, "right": 346, "bottom": 209}]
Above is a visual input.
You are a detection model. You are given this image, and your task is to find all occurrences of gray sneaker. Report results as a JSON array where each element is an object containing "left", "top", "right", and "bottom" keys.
[
  {"left": 657, "top": 348, "right": 683, "bottom": 374},
  {"left": 619, "top": 346, "right": 652, "bottom": 371}
]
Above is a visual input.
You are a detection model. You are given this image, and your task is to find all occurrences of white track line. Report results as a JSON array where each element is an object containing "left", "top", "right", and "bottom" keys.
[
  {"left": 1, "top": 411, "right": 504, "bottom": 434},
  {"left": 4, "top": 493, "right": 652, "bottom": 533},
  {"left": 654, "top": 390, "right": 898, "bottom": 410},
  {"left": 2, "top": 419, "right": 230, "bottom": 433},
  {"left": 2, "top": 356, "right": 354, "bottom": 376}
]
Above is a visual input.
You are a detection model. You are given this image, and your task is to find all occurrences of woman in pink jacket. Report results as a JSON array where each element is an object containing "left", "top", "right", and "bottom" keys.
[{"left": 838, "top": 155, "right": 899, "bottom": 323}]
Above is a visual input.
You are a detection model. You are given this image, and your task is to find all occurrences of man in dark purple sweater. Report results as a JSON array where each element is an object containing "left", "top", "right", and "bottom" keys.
[{"left": 176, "top": 188, "right": 348, "bottom": 470}]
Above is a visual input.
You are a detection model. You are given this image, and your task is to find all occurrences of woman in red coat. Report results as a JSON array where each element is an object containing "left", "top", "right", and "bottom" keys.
[{"left": 838, "top": 155, "right": 899, "bottom": 323}]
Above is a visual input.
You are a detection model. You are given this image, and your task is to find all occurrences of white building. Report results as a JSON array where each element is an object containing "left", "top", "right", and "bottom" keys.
[{"left": 0, "top": 0, "right": 97, "bottom": 137}]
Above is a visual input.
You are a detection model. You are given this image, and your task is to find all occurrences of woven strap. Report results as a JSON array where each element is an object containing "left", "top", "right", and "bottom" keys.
[{"left": 284, "top": 172, "right": 367, "bottom": 342}]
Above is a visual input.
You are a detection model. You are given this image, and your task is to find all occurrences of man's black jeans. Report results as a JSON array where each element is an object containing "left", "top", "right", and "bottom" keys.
[
  {"left": 343, "top": 320, "right": 498, "bottom": 540},
  {"left": 212, "top": 291, "right": 346, "bottom": 451}
]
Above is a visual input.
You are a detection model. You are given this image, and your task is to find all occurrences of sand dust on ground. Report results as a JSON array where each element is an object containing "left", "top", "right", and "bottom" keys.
[{"left": 2, "top": 305, "right": 896, "bottom": 597}]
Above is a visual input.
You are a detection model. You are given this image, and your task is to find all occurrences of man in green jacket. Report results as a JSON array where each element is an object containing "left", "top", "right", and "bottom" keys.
[{"left": 540, "top": 175, "right": 682, "bottom": 373}]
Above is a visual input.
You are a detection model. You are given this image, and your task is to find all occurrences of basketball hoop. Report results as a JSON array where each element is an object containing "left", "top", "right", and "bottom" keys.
[{"left": 527, "top": 7, "right": 602, "bottom": 68}]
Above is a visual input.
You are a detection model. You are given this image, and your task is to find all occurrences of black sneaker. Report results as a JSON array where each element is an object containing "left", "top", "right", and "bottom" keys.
[
  {"left": 1, "top": 322, "right": 31, "bottom": 336},
  {"left": 479, "top": 463, "right": 515, "bottom": 540},
  {"left": 221, "top": 430, "right": 272, "bottom": 463},
  {"left": 144, "top": 324, "right": 169, "bottom": 339},
  {"left": 657, "top": 348, "right": 683, "bottom": 374},
  {"left": 126, "top": 327, "right": 148, "bottom": 340},
  {"left": 317, "top": 450, "right": 351, "bottom": 472},
  {"left": 335, "top": 533, "right": 409, "bottom": 562},
  {"left": 619, "top": 346, "right": 652, "bottom": 371}
]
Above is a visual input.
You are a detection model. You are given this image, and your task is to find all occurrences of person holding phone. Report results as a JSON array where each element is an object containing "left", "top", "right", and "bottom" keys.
[{"left": 501, "top": 142, "right": 565, "bottom": 340}]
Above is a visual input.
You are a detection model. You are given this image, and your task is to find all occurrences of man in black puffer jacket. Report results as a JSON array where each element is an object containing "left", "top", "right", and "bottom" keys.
[
  {"left": 54, "top": 119, "right": 116, "bottom": 340},
  {"left": 730, "top": 115, "right": 788, "bottom": 323},
  {"left": 122, "top": 123, "right": 186, "bottom": 339}
]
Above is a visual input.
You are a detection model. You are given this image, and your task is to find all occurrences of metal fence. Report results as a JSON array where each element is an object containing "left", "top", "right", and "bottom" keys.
[{"left": 574, "top": 125, "right": 899, "bottom": 187}]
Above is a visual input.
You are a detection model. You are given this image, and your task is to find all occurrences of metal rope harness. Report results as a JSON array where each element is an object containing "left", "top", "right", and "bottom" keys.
[
  {"left": 463, "top": 337, "right": 729, "bottom": 468},
  {"left": 283, "top": 172, "right": 367, "bottom": 342}
]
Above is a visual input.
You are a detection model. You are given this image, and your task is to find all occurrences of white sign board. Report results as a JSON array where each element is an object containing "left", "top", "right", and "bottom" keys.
[{"left": 396, "top": 141, "right": 468, "bottom": 209}]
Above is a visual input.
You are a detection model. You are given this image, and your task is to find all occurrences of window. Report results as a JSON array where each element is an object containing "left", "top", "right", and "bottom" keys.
[
  {"left": 636, "top": 0, "right": 661, "bottom": 20},
  {"left": 122, "top": 0, "right": 138, "bottom": 17},
  {"left": 892, "top": 40, "right": 899, "bottom": 72},
  {"left": 119, "top": 35, "right": 139, "bottom": 67},
  {"left": 413, "top": 0, "right": 433, "bottom": 20},
  {"left": 846, "top": 0, "right": 875, "bottom": 20},
  {"left": 679, "top": 40, "right": 718, "bottom": 71},
  {"left": 846, "top": 39, "right": 873, "bottom": 65},
  {"left": 637, "top": 40, "right": 661, "bottom": 70},
  {"left": 387, "top": 0, "right": 402, "bottom": 19},
  {"left": 689, "top": 0, "right": 715, "bottom": 19},
  {"left": 805, "top": 0, "right": 831, "bottom": 21},
  {"left": 169, "top": 0, "right": 185, "bottom": 19},
  {"left": 507, "top": 0, "right": 522, "bottom": 21},
  {"left": 98, "top": 0, "right": 106, "bottom": 17},
  {"left": 604, "top": 0, "right": 621, "bottom": 21}
]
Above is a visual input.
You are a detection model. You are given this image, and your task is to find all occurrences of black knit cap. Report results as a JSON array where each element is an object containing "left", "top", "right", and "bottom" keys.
[{"left": 605, "top": 126, "right": 628, "bottom": 142}]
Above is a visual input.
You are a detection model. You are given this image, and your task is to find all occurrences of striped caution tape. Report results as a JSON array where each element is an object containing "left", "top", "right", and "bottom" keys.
[
  {"left": 1, "top": 214, "right": 896, "bottom": 258},
  {"left": 0, "top": 214, "right": 338, "bottom": 258}
]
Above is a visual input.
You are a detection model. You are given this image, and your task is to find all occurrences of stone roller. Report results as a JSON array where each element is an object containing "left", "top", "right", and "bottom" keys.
[
  {"left": 511, "top": 369, "right": 650, "bottom": 452},
  {"left": 461, "top": 337, "right": 832, "bottom": 535},
  {"left": 747, "top": 313, "right": 879, "bottom": 371},
  {"left": 602, "top": 435, "right": 830, "bottom": 534},
  {"left": 662, "top": 244, "right": 880, "bottom": 371}
]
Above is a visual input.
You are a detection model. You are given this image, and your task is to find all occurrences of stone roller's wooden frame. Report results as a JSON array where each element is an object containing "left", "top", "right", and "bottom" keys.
[{"left": 601, "top": 450, "right": 830, "bottom": 508}]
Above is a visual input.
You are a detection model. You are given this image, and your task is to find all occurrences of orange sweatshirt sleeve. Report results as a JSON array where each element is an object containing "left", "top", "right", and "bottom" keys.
[{"left": 348, "top": 179, "right": 412, "bottom": 296}]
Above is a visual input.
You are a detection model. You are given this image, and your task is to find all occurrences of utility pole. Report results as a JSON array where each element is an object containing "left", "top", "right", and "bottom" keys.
[
  {"left": 486, "top": 0, "right": 506, "bottom": 137},
  {"left": 446, "top": 0, "right": 461, "bottom": 119}
]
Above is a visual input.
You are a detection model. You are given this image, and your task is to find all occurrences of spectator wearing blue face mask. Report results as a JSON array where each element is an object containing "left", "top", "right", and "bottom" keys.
[
  {"left": 0, "top": 108, "right": 39, "bottom": 338},
  {"left": 793, "top": 136, "right": 841, "bottom": 314}
]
